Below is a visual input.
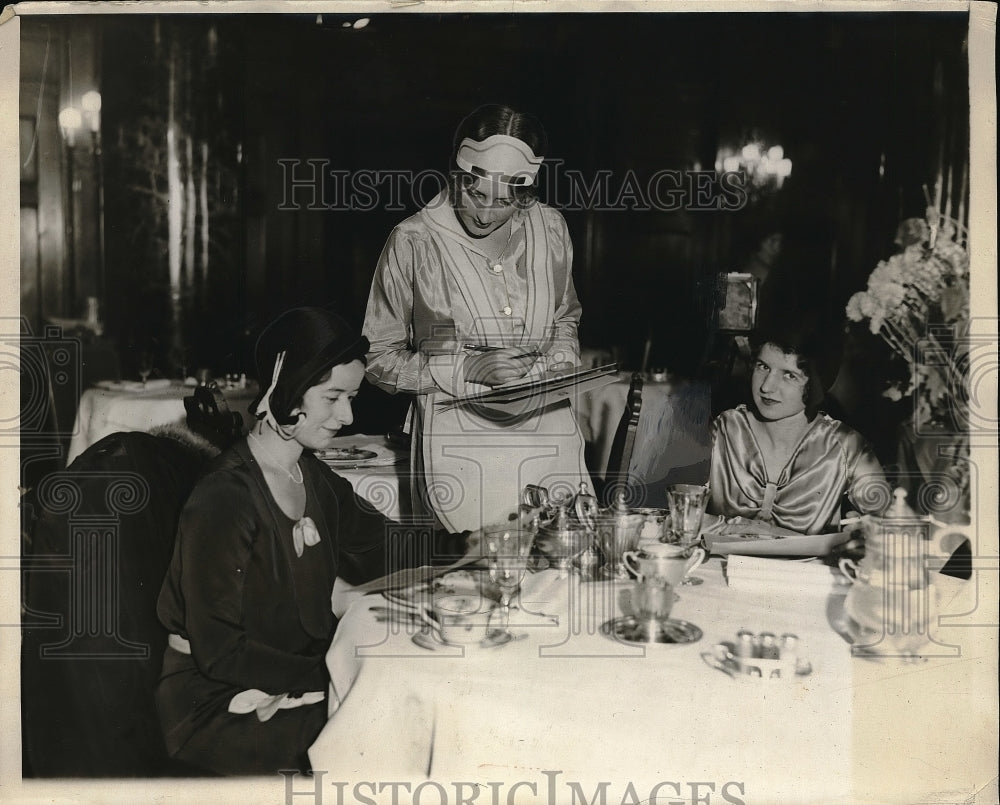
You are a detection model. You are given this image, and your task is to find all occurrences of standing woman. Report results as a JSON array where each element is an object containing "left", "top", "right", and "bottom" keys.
[
  {"left": 363, "top": 104, "right": 588, "bottom": 531},
  {"left": 156, "top": 308, "right": 471, "bottom": 775}
]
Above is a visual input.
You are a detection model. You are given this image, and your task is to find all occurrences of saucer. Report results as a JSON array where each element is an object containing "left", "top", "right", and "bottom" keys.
[
  {"left": 600, "top": 617, "right": 703, "bottom": 645},
  {"left": 411, "top": 628, "right": 515, "bottom": 652}
]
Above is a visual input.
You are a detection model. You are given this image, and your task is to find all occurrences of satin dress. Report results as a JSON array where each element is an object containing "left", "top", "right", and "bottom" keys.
[
  {"left": 709, "top": 405, "right": 885, "bottom": 534},
  {"left": 363, "top": 190, "right": 588, "bottom": 532}
]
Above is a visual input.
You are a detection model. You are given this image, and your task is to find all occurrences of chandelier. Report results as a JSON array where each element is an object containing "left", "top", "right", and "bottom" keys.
[{"left": 715, "top": 142, "right": 792, "bottom": 190}]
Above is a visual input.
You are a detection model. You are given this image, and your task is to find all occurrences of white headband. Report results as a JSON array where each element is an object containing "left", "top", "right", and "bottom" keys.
[
  {"left": 455, "top": 134, "right": 543, "bottom": 187},
  {"left": 259, "top": 350, "right": 286, "bottom": 430}
]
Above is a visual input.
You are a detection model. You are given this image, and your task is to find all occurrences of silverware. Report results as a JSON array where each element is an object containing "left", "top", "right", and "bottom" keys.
[{"left": 701, "top": 651, "right": 738, "bottom": 680}]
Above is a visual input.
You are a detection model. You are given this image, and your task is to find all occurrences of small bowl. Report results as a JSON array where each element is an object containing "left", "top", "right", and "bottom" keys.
[
  {"left": 534, "top": 528, "right": 591, "bottom": 570},
  {"left": 432, "top": 594, "right": 495, "bottom": 645},
  {"left": 634, "top": 508, "right": 670, "bottom": 544}
]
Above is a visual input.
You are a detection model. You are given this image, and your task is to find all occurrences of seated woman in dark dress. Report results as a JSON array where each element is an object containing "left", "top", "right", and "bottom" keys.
[
  {"left": 708, "top": 327, "right": 887, "bottom": 535},
  {"left": 156, "top": 308, "right": 474, "bottom": 776}
]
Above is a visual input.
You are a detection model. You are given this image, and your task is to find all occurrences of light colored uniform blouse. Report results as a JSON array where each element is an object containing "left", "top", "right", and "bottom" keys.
[
  {"left": 709, "top": 405, "right": 886, "bottom": 534},
  {"left": 363, "top": 190, "right": 588, "bottom": 531}
]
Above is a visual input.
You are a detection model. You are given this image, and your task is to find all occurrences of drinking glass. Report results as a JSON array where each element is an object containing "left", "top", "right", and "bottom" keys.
[
  {"left": 484, "top": 527, "right": 534, "bottom": 635},
  {"left": 666, "top": 484, "right": 709, "bottom": 585},
  {"left": 596, "top": 513, "right": 644, "bottom": 579},
  {"left": 138, "top": 351, "right": 154, "bottom": 386},
  {"left": 632, "top": 576, "right": 676, "bottom": 622}
]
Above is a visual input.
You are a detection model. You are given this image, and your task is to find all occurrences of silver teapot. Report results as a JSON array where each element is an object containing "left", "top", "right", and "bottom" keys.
[{"left": 522, "top": 483, "right": 597, "bottom": 572}]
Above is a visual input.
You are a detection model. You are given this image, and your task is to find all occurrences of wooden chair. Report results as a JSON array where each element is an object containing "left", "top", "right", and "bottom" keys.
[
  {"left": 183, "top": 385, "right": 246, "bottom": 449},
  {"left": 601, "top": 372, "right": 644, "bottom": 506}
]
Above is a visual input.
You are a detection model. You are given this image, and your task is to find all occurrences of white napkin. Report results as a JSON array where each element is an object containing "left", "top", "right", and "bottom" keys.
[
  {"left": 228, "top": 688, "right": 325, "bottom": 722},
  {"left": 725, "top": 555, "right": 840, "bottom": 597}
]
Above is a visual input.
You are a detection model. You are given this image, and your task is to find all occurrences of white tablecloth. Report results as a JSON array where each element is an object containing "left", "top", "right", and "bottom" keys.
[
  {"left": 314, "top": 559, "right": 854, "bottom": 801},
  {"left": 312, "top": 559, "right": 993, "bottom": 804},
  {"left": 66, "top": 380, "right": 259, "bottom": 465}
]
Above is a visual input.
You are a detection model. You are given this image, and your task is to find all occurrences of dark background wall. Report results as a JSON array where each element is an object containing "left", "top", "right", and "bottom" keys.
[{"left": 21, "top": 11, "right": 970, "bottom": 433}]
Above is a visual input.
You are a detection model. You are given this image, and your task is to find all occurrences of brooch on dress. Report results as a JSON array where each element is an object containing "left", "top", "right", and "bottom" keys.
[{"left": 292, "top": 515, "right": 321, "bottom": 558}]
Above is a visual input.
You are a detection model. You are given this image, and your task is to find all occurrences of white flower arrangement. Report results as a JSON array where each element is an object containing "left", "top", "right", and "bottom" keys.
[{"left": 846, "top": 208, "right": 970, "bottom": 430}]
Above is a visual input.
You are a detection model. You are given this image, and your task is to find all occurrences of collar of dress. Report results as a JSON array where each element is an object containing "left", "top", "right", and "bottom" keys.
[{"left": 421, "top": 188, "right": 525, "bottom": 261}]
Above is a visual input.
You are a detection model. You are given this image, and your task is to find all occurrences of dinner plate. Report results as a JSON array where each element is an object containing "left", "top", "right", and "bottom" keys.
[
  {"left": 704, "top": 530, "right": 851, "bottom": 557},
  {"left": 316, "top": 447, "right": 378, "bottom": 467},
  {"left": 384, "top": 569, "right": 496, "bottom": 609}
]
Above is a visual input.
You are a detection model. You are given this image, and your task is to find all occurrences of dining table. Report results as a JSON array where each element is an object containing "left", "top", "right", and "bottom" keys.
[{"left": 310, "top": 553, "right": 991, "bottom": 805}]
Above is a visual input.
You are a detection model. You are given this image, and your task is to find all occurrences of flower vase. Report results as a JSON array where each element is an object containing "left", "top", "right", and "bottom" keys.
[{"left": 895, "top": 417, "right": 970, "bottom": 524}]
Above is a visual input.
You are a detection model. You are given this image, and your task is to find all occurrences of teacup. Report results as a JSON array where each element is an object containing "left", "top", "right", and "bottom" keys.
[
  {"left": 633, "top": 508, "right": 670, "bottom": 545},
  {"left": 623, "top": 542, "right": 706, "bottom": 587},
  {"left": 431, "top": 594, "right": 495, "bottom": 645}
]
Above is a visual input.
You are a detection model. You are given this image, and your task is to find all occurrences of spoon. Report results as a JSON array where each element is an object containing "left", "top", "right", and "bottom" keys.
[{"left": 700, "top": 652, "right": 737, "bottom": 680}]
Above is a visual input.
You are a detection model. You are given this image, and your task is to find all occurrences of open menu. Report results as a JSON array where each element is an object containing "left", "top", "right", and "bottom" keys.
[{"left": 435, "top": 363, "right": 619, "bottom": 413}]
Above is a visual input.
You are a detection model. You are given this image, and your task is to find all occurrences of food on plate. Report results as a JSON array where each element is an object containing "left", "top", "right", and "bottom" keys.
[{"left": 317, "top": 447, "right": 377, "bottom": 462}]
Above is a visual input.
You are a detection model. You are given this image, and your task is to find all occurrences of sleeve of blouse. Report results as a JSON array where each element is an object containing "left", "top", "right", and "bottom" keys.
[
  {"left": 545, "top": 211, "right": 582, "bottom": 367},
  {"left": 317, "top": 468, "right": 469, "bottom": 584},
  {"left": 843, "top": 429, "right": 888, "bottom": 514},
  {"left": 363, "top": 227, "right": 438, "bottom": 394},
  {"left": 177, "top": 473, "right": 322, "bottom": 693}
]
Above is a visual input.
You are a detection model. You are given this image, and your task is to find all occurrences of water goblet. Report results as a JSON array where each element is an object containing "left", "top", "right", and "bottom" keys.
[
  {"left": 596, "top": 513, "right": 644, "bottom": 579},
  {"left": 632, "top": 575, "right": 676, "bottom": 623},
  {"left": 666, "top": 483, "right": 710, "bottom": 585},
  {"left": 138, "top": 351, "right": 154, "bottom": 386},
  {"left": 484, "top": 527, "right": 534, "bottom": 635}
]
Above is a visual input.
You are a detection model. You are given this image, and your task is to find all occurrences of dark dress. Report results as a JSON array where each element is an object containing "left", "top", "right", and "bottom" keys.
[{"left": 156, "top": 440, "right": 464, "bottom": 775}]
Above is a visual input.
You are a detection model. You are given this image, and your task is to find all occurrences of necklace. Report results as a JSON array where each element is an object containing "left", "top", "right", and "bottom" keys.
[
  {"left": 487, "top": 218, "right": 516, "bottom": 272},
  {"left": 249, "top": 431, "right": 304, "bottom": 485}
]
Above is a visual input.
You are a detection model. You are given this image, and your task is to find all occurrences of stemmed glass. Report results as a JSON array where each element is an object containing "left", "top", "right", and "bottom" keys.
[
  {"left": 484, "top": 527, "right": 534, "bottom": 636},
  {"left": 138, "top": 351, "right": 154, "bottom": 386},
  {"left": 666, "top": 484, "right": 709, "bottom": 586}
]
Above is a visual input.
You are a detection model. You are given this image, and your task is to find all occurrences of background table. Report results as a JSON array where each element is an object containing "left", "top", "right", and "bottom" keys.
[
  {"left": 66, "top": 380, "right": 259, "bottom": 465},
  {"left": 319, "top": 434, "right": 410, "bottom": 522},
  {"left": 574, "top": 372, "right": 712, "bottom": 500}
]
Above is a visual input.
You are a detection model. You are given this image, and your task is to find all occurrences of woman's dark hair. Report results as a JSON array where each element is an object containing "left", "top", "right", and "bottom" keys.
[
  {"left": 250, "top": 307, "right": 369, "bottom": 428},
  {"left": 448, "top": 104, "right": 548, "bottom": 207},
  {"left": 749, "top": 325, "right": 828, "bottom": 419}
]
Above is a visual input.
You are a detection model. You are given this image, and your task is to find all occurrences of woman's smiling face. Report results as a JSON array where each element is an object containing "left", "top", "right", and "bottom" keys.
[
  {"left": 452, "top": 174, "right": 519, "bottom": 238},
  {"left": 290, "top": 359, "right": 365, "bottom": 450},
  {"left": 751, "top": 343, "right": 809, "bottom": 422}
]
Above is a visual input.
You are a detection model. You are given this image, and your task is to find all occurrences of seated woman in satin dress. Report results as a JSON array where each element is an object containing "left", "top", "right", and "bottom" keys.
[
  {"left": 708, "top": 327, "right": 886, "bottom": 535},
  {"left": 156, "top": 308, "right": 475, "bottom": 776}
]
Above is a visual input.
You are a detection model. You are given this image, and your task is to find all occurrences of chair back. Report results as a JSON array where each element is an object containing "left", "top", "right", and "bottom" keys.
[
  {"left": 184, "top": 385, "right": 245, "bottom": 449},
  {"left": 603, "top": 373, "right": 644, "bottom": 504},
  {"left": 22, "top": 432, "right": 209, "bottom": 776}
]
